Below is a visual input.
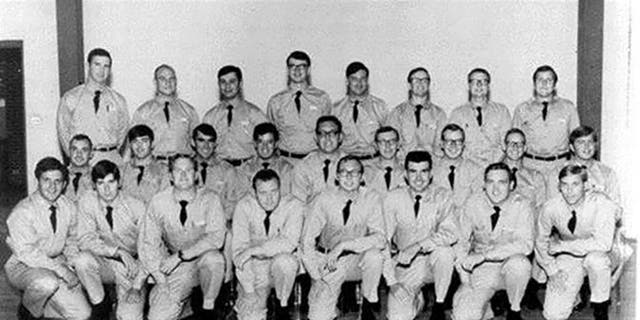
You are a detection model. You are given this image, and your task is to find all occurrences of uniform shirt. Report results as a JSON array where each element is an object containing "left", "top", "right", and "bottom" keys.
[
  {"left": 363, "top": 158, "right": 406, "bottom": 195},
  {"left": 231, "top": 194, "right": 304, "bottom": 263},
  {"left": 385, "top": 101, "right": 447, "bottom": 156},
  {"left": 302, "top": 187, "right": 386, "bottom": 254},
  {"left": 546, "top": 159, "right": 621, "bottom": 205},
  {"left": 77, "top": 191, "right": 145, "bottom": 257},
  {"left": 202, "top": 100, "right": 267, "bottom": 160},
  {"left": 448, "top": 101, "right": 511, "bottom": 165},
  {"left": 64, "top": 166, "right": 93, "bottom": 204},
  {"left": 5, "top": 192, "right": 79, "bottom": 271},
  {"left": 57, "top": 82, "right": 129, "bottom": 155},
  {"left": 383, "top": 186, "right": 457, "bottom": 252},
  {"left": 132, "top": 97, "right": 199, "bottom": 157},
  {"left": 121, "top": 159, "right": 171, "bottom": 204},
  {"left": 291, "top": 150, "right": 347, "bottom": 204},
  {"left": 512, "top": 96, "right": 580, "bottom": 157},
  {"left": 506, "top": 163, "right": 548, "bottom": 210},
  {"left": 535, "top": 191, "right": 619, "bottom": 275},
  {"left": 139, "top": 187, "right": 226, "bottom": 274},
  {"left": 332, "top": 95, "right": 388, "bottom": 156},
  {"left": 196, "top": 157, "right": 243, "bottom": 220},
  {"left": 457, "top": 192, "right": 535, "bottom": 262},
  {"left": 431, "top": 156, "right": 483, "bottom": 208},
  {"left": 267, "top": 86, "right": 332, "bottom": 154},
  {"left": 237, "top": 156, "right": 294, "bottom": 197}
]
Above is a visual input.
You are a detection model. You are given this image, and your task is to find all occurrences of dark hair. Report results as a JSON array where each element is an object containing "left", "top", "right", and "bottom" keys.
[
  {"left": 252, "top": 169, "right": 281, "bottom": 190},
  {"left": 346, "top": 61, "right": 369, "bottom": 77},
  {"left": 91, "top": 160, "right": 120, "bottom": 183},
  {"left": 569, "top": 126, "right": 597, "bottom": 145},
  {"left": 440, "top": 123, "right": 466, "bottom": 142},
  {"left": 217, "top": 65, "right": 243, "bottom": 82},
  {"left": 169, "top": 153, "right": 195, "bottom": 173},
  {"left": 70, "top": 134, "right": 93, "bottom": 150},
  {"left": 504, "top": 128, "right": 526, "bottom": 145},
  {"left": 253, "top": 122, "right": 279, "bottom": 142},
  {"left": 467, "top": 67, "right": 491, "bottom": 83},
  {"left": 192, "top": 123, "right": 217, "bottom": 142},
  {"left": 128, "top": 124, "right": 154, "bottom": 143},
  {"left": 35, "top": 157, "right": 68, "bottom": 183},
  {"left": 407, "top": 67, "right": 430, "bottom": 83},
  {"left": 374, "top": 126, "right": 399, "bottom": 142},
  {"left": 316, "top": 115, "right": 342, "bottom": 135},
  {"left": 533, "top": 65, "right": 558, "bottom": 84},
  {"left": 484, "top": 162, "right": 514, "bottom": 183},
  {"left": 286, "top": 50, "right": 311, "bottom": 66},
  {"left": 154, "top": 64, "right": 175, "bottom": 79},
  {"left": 336, "top": 155, "right": 364, "bottom": 175},
  {"left": 87, "top": 48, "right": 112, "bottom": 65},
  {"left": 404, "top": 151, "right": 432, "bottom": 171},
  {"left": 558, "top": 164, "right": 588, "bottom": 182}
]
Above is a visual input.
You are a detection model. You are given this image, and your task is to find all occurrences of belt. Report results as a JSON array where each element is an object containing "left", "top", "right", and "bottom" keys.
[
  {"left": 279, "top": 150, "right": 309, "bottom": 159},
  {"left": 155, "top": 155, "right": 171, "bottom": 161},
  {"left": 523, "top": 152, "right": 570, "bottom": 162},
  {"left": 352, "top": 153, "right": 379, "bottom": 161},
  {"left": 93, "top": 145, "right": 118, "bottom": 152},
  {"left": 317, "top": 246, "right": 356, "bottom": 258},
  {"left": 224, "top": 157, "right": 251, "bottom": 167}
]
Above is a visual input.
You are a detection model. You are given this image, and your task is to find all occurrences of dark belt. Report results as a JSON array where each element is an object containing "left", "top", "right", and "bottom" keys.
[
  {"left": 317, "top": 246, "right": 356, "bottom": 258},
  {"left": 352, "top": 153, "right": 379, "bottom": 161},
  {"left": 224, "top": 157, "right": 251, "bottom": 167},
  {"left": 155, "top": 155, "right": 171, "bottom": 161},
  {"left": 93, "top": 145, "right": 118, "bottom": 152},
  {"left": 524, "top": 152, "right": 570, "bottom": 162},
  {"left": 279, "top": 150, "right": 309, "bottom": 159}
]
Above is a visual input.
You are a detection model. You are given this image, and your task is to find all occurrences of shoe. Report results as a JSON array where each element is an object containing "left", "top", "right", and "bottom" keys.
[
  {"left": 522, "top": 280, "right": 543, "bottom": 310},
  {"left": 360, "top": 298, "right": 379, "bottom": 320},
  {"left": 506, "top": 309, "right": 523, "bottom": 320},
  {"left": 490, "top": 290, "right": 509, "bottom": 316},
  {"left": 593, "top": 301, "right": 610, "bottom": 320},
  {"left": 429, "top": 302, "right": 445, "bottom": 320}
]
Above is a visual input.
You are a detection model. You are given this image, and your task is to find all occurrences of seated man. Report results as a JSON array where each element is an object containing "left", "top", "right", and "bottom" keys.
[
  {"left": 74, "top": 160, "right": 147, "bottom": 320},
  {"left": 64, "top": 134, "right": 95, "bottom": 204},
  {"left": 536, "top": 164, "right": 619, "bottom": 320},
  {"left": 232, "top": 169, "right": 304, "bottom": 320},
  {"left": 452, "top": 162, "right": 535, "bottom": 320},
  {"left": 383, "top": 151, "right": 457, "bottom": 320},
  {"left": 121, "top": 124, "right": 171, "bottom": 204},
  {"left": 301, "top": 155, "right": 385, "bottom": 320},
  {"left": 5, "top": 157, "right": 91, "bottom": 320},
  {"left": 363, "top": 126, "right": 406, "bottom": 194},
  {"left": 139, "top": 154, "right": 227, "bottom": 320},
  {"left": 502, "top": 128, "right": 548, "bottom": 210}
]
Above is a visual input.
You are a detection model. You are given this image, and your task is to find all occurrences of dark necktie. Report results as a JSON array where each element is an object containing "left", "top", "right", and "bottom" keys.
[
  {"left": 72, "top": 172, "right": 82, "bottom": 193},
  {"left": 448, "top": 165, "right": 456, "bottom": 190},
  {"left": 179, "top": 200, "right": 188, "bottom": 226},
  {"left": 136, "top": 166, "right": 145, "bottom": 185},
  {"left": 384, "top": 166, "right": 393, "bottom": 190},
  {"left": 227, "top": 104, "right": 233, "bottom": 127},
  {"left": 105, "top": 206, "right": 114, "bottom": 230},
  {"left": 342, "top": 199, "right": 352, "bottom": 225},
  {"left": 262, "top": 162, "right": 270, "bottom": 170},
  {"left": 163, "top": 101, "right": 170, "bottom": 123},
  {"left": 414, "top": 195, "right": 422, "bottom": 217},
  {"left": 294, "top": 91, "right": 302, "bottom": 114},
  {"left": 511, "top": 167, "right": 518, "bottom": 188},
  {"left": 567, "top": 210, "right": 577, "bottom": 234},
  {"left": 200, "top": 162, "right": 208, "bottom": 184},
  {"left": 352, "top": 100, "right": 360, "bottom": 123},
  {"left": 415, "top": 104, "right": 424, "bottom": 127},
  {"left": 93, "top": 90, "right": 101, "bottom": 113},
  {"left": 49, "top": 205, "right": 57, "bottom": 233},
  {"left": 490, "top": 206, "right": 501, "bottom": 231},
  {"left": 263, "top": 210, "right": 273, "bottom": 235},
  {"left": 323, "top": 159, "right": 331, "bottom": 183},
  {"left": 542, "top": 101, "right": 549, "bottom": 121},
  {"left": 476, "top": 106, "right": 483, "bottom": 126}
]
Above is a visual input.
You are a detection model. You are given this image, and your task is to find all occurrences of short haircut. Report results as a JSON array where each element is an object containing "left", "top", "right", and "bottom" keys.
[
  {"left": 484, "top": 162, "right": 514, "bottom": 183},
  {"left": 128, "top": 124, "right": 154, "bottom": 142},
  {"left": 569, "top": 126, "right": 597, "bottom": 145},
  {"left": 346, "top": 61, "right": 369, "bottom": 77},
  {"left": 252, "top": 169, "right": 281, "bottom": 190},
  {"left": 467, "top": 67, "right": 491, "bottom": 83},
  {"left": 153, "top": 64, "right": 175, "bottom": 79},
  {"left": 407, "top": 67, "right": 430, "bottom": 83},
  {"left": 286, "top": 50, "right": 311, "bottom": 66},
  {"left": 69, "top": 134, "right": 93, "bottom": 150},
  {"left": 192, "top": 123, "right": 217, "bottom": 142},
  {"left": 91, "top": 160, "right": 120, "bottom": 183},
  {"left": 217, "top": 65, "right": 243, "bottom": 82},
  {"left": 533, "top": 65, "right": 558, "bottom": 84},
  {"left": 374, "top": 126, "right": 399, "bottom": 142},
  {"left": 558, "top": 164, "right": 588, "bottom": 182},
  {"left": 316, "top": 115, "right": 342, "bottom": 134},
  {"left": 169, "top": 153, "right": 195, "bottom": 173},
  {"left": 87, "top": 48, "right": 112, "bottom": 64},
  {"left": 253, "top": 122, "right": 280, "bottom": 142},
  {"left": 504, "top": 128, "right": 526, "bottom": 145},
  {"left": 441, "top": 123, "right": 466, "bottom": 142},
  {"left": 35, "top": 157, "right": 68, "bottom": 183},
  {"left": 336, "top": 155, "right": 364, "bottom": 174},
  {"left": 404, "top": 151, "right": 433, "bottom": 171}
]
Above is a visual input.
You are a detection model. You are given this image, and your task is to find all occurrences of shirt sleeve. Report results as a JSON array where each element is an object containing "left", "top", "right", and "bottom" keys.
[
  {"left": 77, "top": 199, "right": 118, "bottom": 257},
  {"left": 454, "top": 203, "right": 474, "bottom": 263},
  {"left": 535, "top": 202, "right": 560, "bottom": 275},
  {"left": 114, "top": 93, "right": 130, "bottom": 149},
  {"left": 291, "top": 163, "right": 311, "bottom": 204},
  {"left": 419, "top": 196, "right": 458, "bottom": 252},
  {"left": 349, "top": 194, "right": 386, "bottom": 252},
  {"left": 231, "top": 201, "right": 251, "bottom": 264},
  {"left": 183, "top": 194, "right": 227, "bottom": 259},
  {"left": 567, "top": 100, "right": 580, "bottom": 132},
  {"left": 382, "top": 196, "right": 398, "bottom": 243},
  {"left": 56, "top": 94, "right": 74, "bottom": 155},
  {"left": 483, "top": 200, "right": 534, "bottom": 261},
  {"left": 301, "top": 198, "right": 326, "bottom": 254},
  {"left": 138, "top": 201, "right": 166, "bottom": 274}
]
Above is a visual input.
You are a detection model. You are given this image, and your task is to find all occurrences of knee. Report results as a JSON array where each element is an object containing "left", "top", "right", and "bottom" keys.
[
  {"left": 504, "top": 254, "right": 531, "bottom": 277},
  {"left": 198, "top": 250, "right": 225, "bottom": 269},
  {"left": 431, "top": 247, "right": 455, "bottom": 265},
  {"left": 272, "top": 253, "right": 298, "bottom": 274},
  {"left": 584, "top": 251, "right": 611, "bottom": 270},
  {"left": 361, "top": 249, "right": 384, "bottom": 267},
  {"left": 29, "top": 273, "right": 60, "bottom": 295},
  {"left": 72, "top": 304, "right": 92, "bottom": 320},
  {"left": 71, "top": 252, "right": 99, "bottom": 272}
]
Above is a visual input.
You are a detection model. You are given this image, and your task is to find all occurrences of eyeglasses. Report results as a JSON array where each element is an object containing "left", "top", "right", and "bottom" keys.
[
  {"left": 506, "top": 141, "right": 525, "bottom": 148},
  {"left": 288, "top": 63, "right": 308, "bottom": 70},
  {"left": 376, "top": 138, "right": 398, "bottom": 146},
  {"left": 317, "top": 130, "right": 339, "bottom": 138},
  {"left": 337, "top": 169, "right": 362, "bottom": 178},
  {"left": 410, "top": 77, "right": 429, "bottom": 83},
  {"left": 443, "top": 139, "right": 464, "bottom": 146}
]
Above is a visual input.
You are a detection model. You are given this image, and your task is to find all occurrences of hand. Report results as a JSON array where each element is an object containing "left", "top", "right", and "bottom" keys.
[
  {"left": 235, "top": 251, "right": 252, "bottom": 271},
  {"left": 150, "top": 271, "right": 167, "bottom": 285},
  {"left": 549, "top": 242, "right": 564, "bottom": 255},
  {"left": 455, "top": 264, "right": 471, "bottom": 285},
  {"left": 396, "top": 244, "right": 421, "bottom": 266},
  {"left": 131, "top": 271, "right": 148, "bottom": 291},
  {"left": 160, "top": 254, "right": 181, "bottom": 274},
  {"left": 390, "top": 283, "right": 412, "bottom": 304},
  {"left": 116, "top": 249, "right": 138, "bottom": 279},
  {"left": 548, "top": 270, "right": 568, "bottom": 293},
  {"left": 58, "top": 266, "right": 79, "bottom": 287},
  {"left": 461, "top": 253, "right": 484, "bottom": 272},
  {"left": 325, "top": 244, "right": 345, "bottom": 272}
]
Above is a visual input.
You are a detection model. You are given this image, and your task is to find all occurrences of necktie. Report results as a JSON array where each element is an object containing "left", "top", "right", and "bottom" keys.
[
  {"left": 136, "top": 166, "right": 145, "bottom": 185},
  {"left": 263, "top": 210, "right": 273, "bottom": 235},
  {"left": 262, "top": 162, "right": 270, "bottom": 170},
  {"left": 72, "top": 172, "right": 82, "bottom": 193},
  {"left": 294, "top": 91, "right": 302, "bottom": 114},
  {"left": 200, "top": 162, "right": 208, "bottom": 184},
  {"left": 567, "top": 210, "right": 577, "bottom": 233},
  {"left": 93, "top": 90, "right": 101, "bottom": 113},
  {"left": 448, "top": 165, "right": 456, "bottom": 190},
  {"left": 384, "top": 167, "right": 393, "bottom": 190},
  {"left": 490, "top": 206, "right": 501, "bottom": 230},
  {"left": 476, "top": 106, "right": 483, "bottom": 126},
  {"left": 511, "top": 167, "right": 518, "bottom": 188},
  {"left": 323, "top": 159, "right": 331, "bottom": 183},
  {"left": 342, "top": 199, "right": 352, "bottom": 225},
  {"left": 414, "top": 195, "right": 422, "bottom": 218},
  {"left": 49, "top": 205, "right": 57, "bottom": 233},
  {"left": 105, "top": 206, "right": 114, "bottom": 230},
  {"left": 415, "top": 104, "right": 424, "bottom": 127},
  {"left": 227, "top": 104, "right": 233, "bottom": 127},
  {"left": 163, "top": 101, "right": 170, "bottom": 123},
  {"left": 542, "top": 101, "right": 549, "bottom": 121},
  {"left": 179, "top": 200, "right": 188, "bottom": 226},
  {"left": 352, "top": 100, "right": 360, "bottom": 123}
]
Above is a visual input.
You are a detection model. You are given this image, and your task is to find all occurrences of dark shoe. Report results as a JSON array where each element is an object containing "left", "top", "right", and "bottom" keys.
[
  {"left": 360, "top": 298, "right": 379, "bottom": 320},
  {"left": 593, "top": 301, "right": 610, "bottom": 320},
  {"left": 522, "top": 280, "right": 543, "bottom": 310},
  {"left": 429, "top": 302, "right": 445, "bottom": 320},
  {"left": 275, "top": 304, "right": 290, "bottom": 320},
  {"left": 506, "top": 309, "right": 523, "bottom": 320},
  {"left": 17, "top": 304, "right": 35, "bottom": 320},
  {"left": 90, "top": 297, "right": 112, "bottom": 320},
  {"left": 490, "top": 290, "right": 509, "bottom": 316}
]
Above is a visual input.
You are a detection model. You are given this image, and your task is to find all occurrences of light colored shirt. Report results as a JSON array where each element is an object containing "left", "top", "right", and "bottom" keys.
[
  {"left": 431, "top": 156, "right": 483, "bottom": 208},
  {"left": 512, "top": 96, "right": 580, "bottom": 156},
  {"left": 196, "top": 157, "right": 243, "bottom": 220},
  {"left": 506, "top": 163, "right": 548, "bottom": 210},
  {"left": 332, "top": 95, "right": 388, "bottom": 156},
  {"left": 121, "top": 159, "right": 171, "bottom": 204},
  {"left": 57, "top": 82, "right": 129, "bottom": 155},
  {"left": 291, "top": 150, "right": 347, "bottom": 204},
  {"left": 386, "top": 101, "right": 447, "bottom": 156},
  {"left": 237, "top": 156, "right": 294, "bottom": 197},
  {"left": 64, "top": 166, "right": 93, "bottom": 204},
  {"left": 132, "top": 97, "right": 199, "bottom": 157},
  {"left": 202, "top": 100, "right": 267, "bottom": 160},
  {"left": 267, "top": 86, "right": 332, "bottom": 154},
  {"left": 363, "top": 158, "right": 406, "bottom": 195}
]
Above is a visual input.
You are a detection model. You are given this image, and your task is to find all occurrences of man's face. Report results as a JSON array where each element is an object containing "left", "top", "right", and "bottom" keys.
[
  {"left": 315, "top": 121, "right": 342, "bottom": 154},
  {"left": 571, "top": 135, "right": 596, "bottom": 161},
  {"left": 504, "top": 132, "right": 526, "bottom": 161},
  {"left": 155, "top": 67, "right": 177, "bottom": 97},
  {"left": 347, "top": 69, "right": 369, "bottom": 97},
  {"left": 336, "top": 159, "right": 363, "bottom": 192},
  {"left": 406, "top": 161, "right": 431, "bottom": 193},
  {"left": 484, "top": 169, "right": 511, "bottom": 204},
  {"left": 442, "top": 129, "right": 465, "bottom": 160},
  {"left": 255, "top": 133, "right": 277, "bottom": 160},
  {"left": 88, "top": 55, "right": 111, "bottom": 85},
  {"left": 375, "top": 131, "right": 399, "bottom": 160},
  {"left": 95, "top": 173, "right": 119, "bottom": 203},
  {"left": 38, "top": 170, "right": 66, "bottom": 203},
  {"left": 287, "top": 57, "right": 309, "bottom": 84},
  {"left": 255, "top": 178, "right": 281, "bottom": 212},
  {"left": 559, "top": 173, "right": 586, "bottom": 206},
  {"left": 534, "top": 70, "right": 556, "bottom": 98},
  {"left": 130, "top": 136, "right": 153, "bottom": 160},
  {"left": 193, "top": 131, "right": 216, "bottom": 159},
  {"left": 468, "top": 71, "right": 489, "bottom": 99},
  {"left": 69, "top": 139, "right": 92, "bottom": 167},
  {"left": 171, "top": 157, "right": 196, "bottom": 191},
  {"left": 219, "top": 72, "right": 241, "bottom": 101},
  {"left": 409, "top": 70, "right": 430, "bottom": 98}
]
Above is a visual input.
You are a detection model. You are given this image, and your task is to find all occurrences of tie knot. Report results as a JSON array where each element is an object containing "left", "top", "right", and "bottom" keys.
[
  {"left": 262, "top": 162, "right": 270, "bottom": 170},
  {"left": 416, "top": 104, "right": 424, "bottom": 111},
  {"left": 201, "top": 162, "right": 208, "bottom": 169},
  {"left": 75, "top": 172, "right": 82, "bottom": 178},
  {"left": 353, "top": 100, "right": 360, "bottom": 107},
  {"left": 227, "top": 104, "right": 233, "bottom": 110},
  {"left": 49, "top": 205, "right": 56, "bottom": 213},
  {"left": 164, "top": 101, "right": 169, "bottom": 108},
  {"left": 512, "top": 167, "right": 518, "bottom": 174},
  {"left": 95, "top": 90, "right": 101, "bottom": 97},
  {"left": 542, "top": 101, "right": 549, "bottom": 107},
  {"left": 385, "top": 166, "right": 393, "bottom": 173},
  {"left": 137, "top": 165, "right": 145, "bottom": 171},
  {"left": 179, "top": 200, "right": 188, "bottom": 209},
  {"left": 415, "top": 195, "right": 422, "bottom": 202},
  {"left": 324, "top": 159, "right": 331, "bottom": 166},
  {"left": 345, "top": 199, "right": 353, "bottom": 206},
  {"left": 476, "top": 106, "right": 482, "bottom": 112},
  {"left": 106, "top": 206, "right": 113, "bottom": 214},
  {"left": 295, "top": 91, "right": 302, "bottom": 98},
  {"left": 265, "top": 210, "right": 273, "bottom": 217},
  {"left": 571, "top": 210, "right": 576, "bottom": 216},
  {"left": 493, "top": 206, "right": 501, "bottom": 214},
  {"left": 449, "top": 165, "right": 455, "bottom": 171}
]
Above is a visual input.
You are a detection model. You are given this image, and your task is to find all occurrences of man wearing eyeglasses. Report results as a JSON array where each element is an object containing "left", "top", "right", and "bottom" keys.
[{"left": 363, "top": 126, "right": 406, "bottom": 194}]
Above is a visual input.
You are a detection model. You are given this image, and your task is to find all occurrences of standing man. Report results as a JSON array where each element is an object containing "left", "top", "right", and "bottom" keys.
[
  {"left": 57, "top": 48, "right": 129, "bottom": 166},
  {"left": 383, "top": 151, "right": 457, "bottom": 320},
  {"left": 449, "top": 68, "right": 511, "bottom": 166},
  {"left": 452, "top": 163, "right": 535, "bottom": 320},
  {"left": 203, "top": 65, "right": 267, "bottom": 166},
  {"left": 512, "top": 65, "right": 580, "bottom": 175},
  {"left": 64, "top": 134, "right": 95, "bottom": 204},
  {"left": 139, "top": 154, "right": 227, "bottom": 320},
  {"left": 332, "top": 61, "right": 388, "bottom": 160},
  {"left": 232, "top": 169, "right": 304, "bottom": 320},
  {"left": 267, "top": 50, "right": 332, "bottom": 162},
  {"left": 363, "top": 126, "right": 406, "bottom": 194},
  {"left": 386, "top": 67, "right": 447, "bottom": 157},
  {"left": 132, "top": 64, "right": 199, "bottom": 160},
  {"left": 4, "top": 157, "right": 91, "bottom": 320}
]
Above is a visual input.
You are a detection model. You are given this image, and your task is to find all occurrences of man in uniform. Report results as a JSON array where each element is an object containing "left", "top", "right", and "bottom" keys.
[
  {"left": 452, "top": 162, "right": 535, "bottom": 320},
  {"left": 332, "top": 61, "right": 387, "bottom": 160},
  {"left": 64, "top": 134, "right": 95, "bottom": 204},
  {"left": 449, "top": 68, "right": 511, "bottom": 167},
  {"left": 363, "top": 126, "right": 406, "bottom": 194},
  {"left": 203, "top": 65, "right": 267, "bottom": 166},
  {"left": 232, "top": 169, "right": 304, "bottom": 320},
  {"left": 386, "top": 67, "right": 447, "bottom": 158},
  {"left": 536, "top": 165, "right": 618, "bottom": 320},
  {"left": 57, "top": 48, "right": 129, "bottom": 166},
  {"left": 301, "top": 155, "right": 386, "bottom": 320},
  {"left": 383, "top": 151, "right": 457, "bottom": 320},
  {"left": 132, "top": 64, "right": 199, "bottom": 161},
  {"left": 267, "top": 51, "right": 332, "bottom": 163},
  {"left": 73, "top": 160, "right": 147, "bottom": 320},
  {"left": 139, "top": 154, "right": 227, "bottom": 320},
  {"left": 5, "top": 157, "right": 91, "bottom": 320}
]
